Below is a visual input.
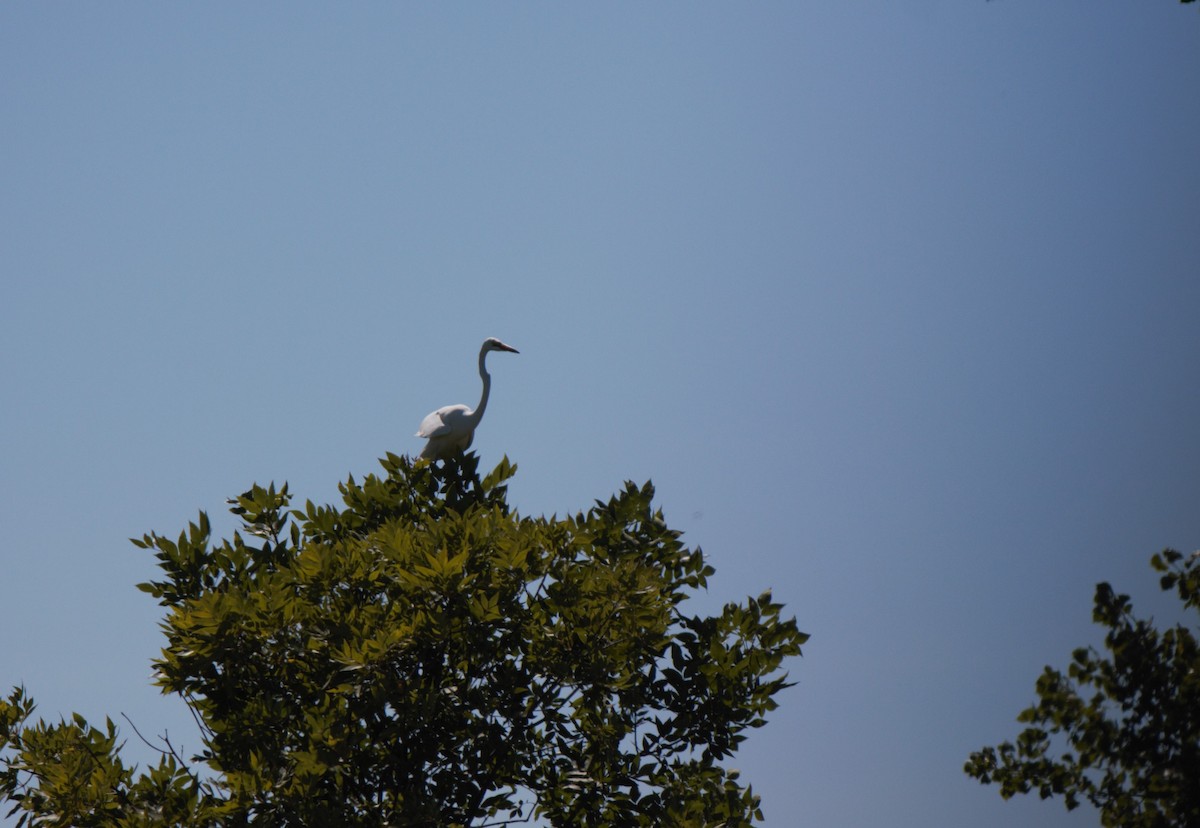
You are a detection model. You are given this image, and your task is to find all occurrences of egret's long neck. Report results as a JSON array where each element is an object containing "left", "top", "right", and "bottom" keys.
[{"left": 472, "top": 348, "right": 492, "bottom": 425}]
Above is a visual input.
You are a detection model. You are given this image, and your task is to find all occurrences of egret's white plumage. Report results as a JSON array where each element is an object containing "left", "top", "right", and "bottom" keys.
[{"left": 417, "top": 337, "right": 519, "bottom": 461}]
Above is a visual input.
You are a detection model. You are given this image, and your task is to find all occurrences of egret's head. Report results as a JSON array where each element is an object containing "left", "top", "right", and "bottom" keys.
[{"left": 483, "top": 337, "right": 520, "bottom": 354}]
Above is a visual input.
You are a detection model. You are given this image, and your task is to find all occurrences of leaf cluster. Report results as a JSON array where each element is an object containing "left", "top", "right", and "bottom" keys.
[
  {"left": 3, "top": 453, "right": 806, "bottom": 827},
  {"left": 0, "top": 688, "right": 207, "bottom": 827},
  {"left": 965, "top": 549, "right": 1200, "bottom": 828}
]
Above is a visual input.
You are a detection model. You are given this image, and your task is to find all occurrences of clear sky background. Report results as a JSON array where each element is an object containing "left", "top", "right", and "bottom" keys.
[{"left": 3, "top": 3, "right": 1199, "bottom": 826}]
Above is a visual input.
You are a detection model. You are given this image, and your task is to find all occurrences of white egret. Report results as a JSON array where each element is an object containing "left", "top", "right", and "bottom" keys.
[{"left": 416, "top": 337, "right": 519, "bottom": 461}]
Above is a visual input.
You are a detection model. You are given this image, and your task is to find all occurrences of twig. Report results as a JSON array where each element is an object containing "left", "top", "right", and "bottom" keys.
[{"left": 120, "top": 712, "right": 169, "bottom": 757}]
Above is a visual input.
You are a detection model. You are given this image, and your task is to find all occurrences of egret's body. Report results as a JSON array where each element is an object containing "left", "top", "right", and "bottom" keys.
[{"left": 417, "top": 337, "right": 519, "bottom": 461}]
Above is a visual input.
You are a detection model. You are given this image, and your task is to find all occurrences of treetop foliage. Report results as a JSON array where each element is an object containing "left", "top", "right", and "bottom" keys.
[
  {"left": 1, "top": 453, "right": 807, "bottom": 827},
  {"left": 965, "top": 549, "right": 1200, "bottom": 828}
]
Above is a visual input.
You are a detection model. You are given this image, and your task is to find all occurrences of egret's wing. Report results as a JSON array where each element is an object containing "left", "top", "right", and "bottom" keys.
[
  {"left": 416, "top": 409, "right": 448, "bottom": 438},
  {"left": 417, "top": 405, "right": 467, "bottom": 438}
]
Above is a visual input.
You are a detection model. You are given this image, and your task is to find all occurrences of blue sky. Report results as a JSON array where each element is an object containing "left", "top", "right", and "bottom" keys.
[{"left": 2, "top": 3, "right": 1198, "bottom": 826}]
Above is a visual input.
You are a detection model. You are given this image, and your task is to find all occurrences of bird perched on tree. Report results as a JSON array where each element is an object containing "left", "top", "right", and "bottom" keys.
[{"left": 416, "top": 337, "right": 519, "bottom": 461}]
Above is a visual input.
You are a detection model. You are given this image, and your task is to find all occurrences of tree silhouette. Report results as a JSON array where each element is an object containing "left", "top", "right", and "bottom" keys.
[
  {"left": 966, "top": 549, "right": 1200, "bottom": 828},
  {"left": 2, "top": 453, "right": 807, "bottom": 827}
]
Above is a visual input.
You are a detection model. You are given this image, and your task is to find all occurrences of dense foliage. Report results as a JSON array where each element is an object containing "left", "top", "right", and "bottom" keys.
[
  {"left": 965, "top": 549, "right": 1200, "bottom": 827},
  {"left": 1, "top": 454, "right": 806, "bottom": 827}
]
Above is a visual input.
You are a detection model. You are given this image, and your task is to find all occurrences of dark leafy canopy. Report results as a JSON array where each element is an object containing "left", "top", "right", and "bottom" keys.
[
  {"left": 1, "top": 454, "right": 807, "bottom": 827},
  {"left": 965, "top": 549, "right": 1200, "bottom": 828}
]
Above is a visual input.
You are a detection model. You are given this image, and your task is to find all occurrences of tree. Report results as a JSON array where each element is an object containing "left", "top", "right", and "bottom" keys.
[
  {"left": 965, "top": 549, "right": 1200, "bottom": 828},
  {"left": 1, "top": 454, "right": 807, "bottom": 827}
]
